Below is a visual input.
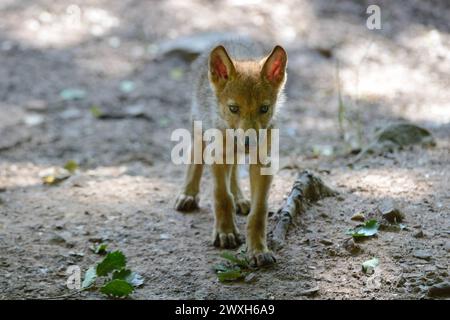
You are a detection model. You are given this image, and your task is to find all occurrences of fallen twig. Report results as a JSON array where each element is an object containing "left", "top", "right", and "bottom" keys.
[{"left": 269, "top": 170, "right": 338, "bottom": 250}]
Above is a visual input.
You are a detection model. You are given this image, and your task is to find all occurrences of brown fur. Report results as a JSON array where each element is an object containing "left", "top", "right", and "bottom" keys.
[{"left": 175, "top": 41, "right": 287, "bottom": 267}]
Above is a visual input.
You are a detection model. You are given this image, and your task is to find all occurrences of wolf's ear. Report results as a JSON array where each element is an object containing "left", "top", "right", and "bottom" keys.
[
  {"left": 262, "top": 45, "right": 287, "bottom": 86},
  {"left": 209, "top": 45, "right": 235, "bottom": 85}
]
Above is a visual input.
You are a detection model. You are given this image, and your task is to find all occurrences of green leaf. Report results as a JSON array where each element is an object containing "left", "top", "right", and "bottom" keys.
[
  {"left": 93, "top": 243, "right": 108, "bottom": 255},
  {"left": 96, "top": 251, "right": 126, "bottom": 276},
  {"left": 362, "top": 258, "right": 379, "bottom": 273},
  {"left": 90, "top": 105, "right": 103, "bottom": 118},
  {"left": 213, "top": 263, "right": 229, "bottom": 272},
  {"left": 347, "top": 219, "right": 379, "bottom": 238},
  {"left": 60, "top": 88, "right": 86, "bottom": 101},
  {"left": 112, "top": 268, "right": 132, "bottom": 280},
  {"left": 100, "top": 279, "right": 133, "bottom": 298},
  {"left": 63, "top": 160, "right": 78, "bottom": 173},
  {"left": 112, "top": 269, "right": 144, "bottom": 287},
  {"left": 220, "top": 251, "right": 249, "bottom": 268},
  {"left": 81, "top": 266, "right": 97, "bottom": 289},
  {"left": 217, "top": 269, "right": 246, "bottom": 282},
  {"left": 41, "top": 168, "right": 71, "bottom": 185}
]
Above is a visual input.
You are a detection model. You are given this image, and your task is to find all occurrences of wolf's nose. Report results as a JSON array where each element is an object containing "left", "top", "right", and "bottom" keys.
[{"left": 245, "top": 136, "right": 250, "bottom": 147}]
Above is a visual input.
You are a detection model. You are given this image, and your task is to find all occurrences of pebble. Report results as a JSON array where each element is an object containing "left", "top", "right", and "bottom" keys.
[
  {"left": 53, "top": 223, "right": 65, "bottom": 230},
  {"left": 413, "top": 250, "right": 432, "bottom": 261},
  {"left": 159, "top": 233, "right": 170, "bottom": 240},
  {"left": 427, "top": 281, "right": 450, "bottom": 298},
  {"left": 378, "top": 200, "right": 405, "bottom": 223},
  {"left": 26, "top": 99, "right": 47, "bottom": 112},
  {"left": 351, "top": 212, "right": 365, "bottom": 222},
  {"left": 244, "top": 273, "right": 258, "bottom": 283},
  {"left": 298, "top": 287, "right": 319, "bottom": 296},
  {"left": 319, "top": 238, "right": 333, "bottom": 246},
  {"left": 343, "top": 238, "right": 361, "bottom": 255},
  {"left": 48, "top": 233, "right": 67, "bottom": 245},
  {"left": 24, "top": 114, "right": 45, "bottom": 126},
  {"left": 413, "top": 230, "right": 425, "bottom": 238}
]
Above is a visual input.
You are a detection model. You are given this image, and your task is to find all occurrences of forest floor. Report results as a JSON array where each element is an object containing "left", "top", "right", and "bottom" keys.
[{"left": 0, "top": 0, "right": 449, "bottom": 299}]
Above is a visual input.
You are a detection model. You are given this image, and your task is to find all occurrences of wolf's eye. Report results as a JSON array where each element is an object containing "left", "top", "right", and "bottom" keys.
[
  {"left": 260, "top": 104, "right": 270, "bottom": 114},
  {"left": 228, "top": 104, "right": 239, "bottom": 113}
]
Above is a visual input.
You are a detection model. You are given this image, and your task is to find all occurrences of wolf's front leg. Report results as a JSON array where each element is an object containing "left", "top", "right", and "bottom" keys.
[
  {"left": 247, "top": 163, "right": 275, "bottom": 267},
  {"left": 175, "top": 142, "right": 203, "bottom": 211},
  {"left": 211, "top": 163, "right": 242, "bottom": 248},
  {"left": 230, "top": 164, "right": 251, "bottom": 215}
]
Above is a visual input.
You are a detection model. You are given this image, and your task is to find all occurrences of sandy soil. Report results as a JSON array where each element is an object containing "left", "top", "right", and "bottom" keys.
[{"left": 0, "top": 0, "right": 449, "bottom": 299}]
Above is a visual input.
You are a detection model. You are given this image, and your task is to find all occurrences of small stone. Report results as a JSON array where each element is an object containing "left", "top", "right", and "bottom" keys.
[
  {"left": 343, "top": 238, "right": 361, "bottom": 255},
  {"left": 351, "top": 212, "right": 365, "bottom": 222},
  {"left": 26, "top": 99, "right": 47, "bottom": 112},
  {"left": 88, "top": 237, "right": 103, "bottom": 243},
  {"left": 24, "top": 113, "right": 45, "bottom": 126},
  {"left": 48, "top": 233, "right": 67, "bottom": 245},
  {"left": 378, "top": 200, "right": 405, "bottom": 223},
  {"left": 159, "top": 233, "right": 170, "bottom": 240},
  {"left": 298, "top": 287, "right": 319, "bottom": 296},
  {"left": 156, "top": 32, "right": 248, "bottom": 62},
  {"left": 392, "top": 253, "right": 403, "bottom": 260},
  {"left": 327, "top": 248, "right": 338, "bottom": 256},
  {"left": 396, "top": 277, "right": 406, "bottom": 287},
  {"left": 445, "top": 241, "right": 450, "bottom": 253},
  {"left": 68, "top": 251, "right": 84, "bottom": 257},
  {"left": 244, "top": 273, "right": 258, "bottom": 283},
  {"left": 319, "top": 238, "right": 333, "bottom": 246},
  {"left": 53, "top": 223, "right": 65, "bottom": 230},
  {"left": 413, "top": 250, "right": 432, "bottom": 261},
  {"left": 61, "top": 108, "right": 81, "bottom": 119},
  {"left": 413, "top": 230, "right": 425, "bottom": 238},
  {"left": 427, "top": 281, "right": 450, "bottom": 298}
]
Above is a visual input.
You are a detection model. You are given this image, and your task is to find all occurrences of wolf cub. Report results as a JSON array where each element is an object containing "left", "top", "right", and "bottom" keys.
[{"left": 175, "top": 41, "right": 287, "bottom": 267}]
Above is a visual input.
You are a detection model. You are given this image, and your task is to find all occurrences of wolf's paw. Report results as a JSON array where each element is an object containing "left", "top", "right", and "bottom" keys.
[
  {"left": 174, "top": 193, "right": 199, "bottom": 211},
  {"left": 213, "top": 229, "right": 243, "bottom": 249},
  {"left": 248, "top": 250, "right": 276, "bottom": 267},
  {"left": 235, "top": 198, "right": 251, "bottom": 215}
]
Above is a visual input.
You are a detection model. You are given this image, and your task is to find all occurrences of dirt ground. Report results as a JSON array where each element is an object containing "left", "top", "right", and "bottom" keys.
[{"left": 0, "top": 0, "right": 449, "bottom": 299}]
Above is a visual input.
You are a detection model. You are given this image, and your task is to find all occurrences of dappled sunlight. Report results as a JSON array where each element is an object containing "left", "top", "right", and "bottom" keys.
[
  {"left": 70, "top": 171, "right": 179, "bottom": 208},
  {"left": 162, "top": 0, "right": 314, "bottom": 43},
  {"left": 0, "top": 162, "right": 180, "bottom": 229},
  {"left": 0, "top": 162, "right": 178, "bottom": 200},
  {"left": 338, "top": 28, "right": 450, "bottom": 124},
  {"left": 0, "top": 162, "right": 44, "bottom": 189},
  {"left": 333, "top": 166, "right": 446, "bottom": 200},
  {"left": 4, "top": 4, "right": 120, "bottom": 49},
  {"left": 396, "top": 27, "right": 450, "bottom": 64}
]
